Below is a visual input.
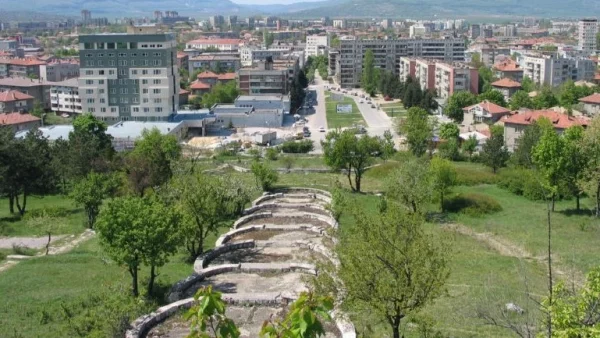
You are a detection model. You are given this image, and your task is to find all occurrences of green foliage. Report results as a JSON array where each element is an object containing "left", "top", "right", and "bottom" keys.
[
  {"left": 443, "top": 193, "right": 503, "bottom": 217},
  {"left": 509, "top": 90, "right": 534, "bottom": 110},
  {"left": 399, "top": 107, "right": 434, "bottom": 157},
  {"left": 386, "top": 158, "right": 431, "bottom": 214},
  {"left": 201, "top": 81, "right": 239, "bottom": 109},
  {"left": 95, "top": 196, "right": 181, "bottom": 296},
  {"left": 478, "top": 66, "right": 495, "bottom": 93},
  {"left": 260, "top": 292, "right": 334, "bottom": 338},
  {"left": 462, "top": 135, "right": 478, "bottom": 160},
  {"left": 280, "top": 140, "right": 314, "bottom": 154},
  {"left": 327, "top": 181, "right": 347, "bottom": 222},
  {"left": 263, "top": 31, "right": 274, "bottom": 48},
  {"left": 68, "top": 113, "right": 114, "bottom": 178},
  {"left": 251, "top": 161, "right": 279, "bottom": 191},
  {"left": 438, "top": 138, "right": 461, "bottom": 161},
  {"left": 521, "top": 76, "right": 535, "bottom": 93},
  {"left": 265, "top": 147, "right": 279, "bottom": 161},
  {"left": 562, "top": 126, "right": 586, "bottom": 210},
  {"left": 321, "top": 129, "right": 382, "bottom": 192},
  {"left": 579, "top": 117, "right": 600, "bottom": 217},
  {"left": 430, "top": 158, "right": 457, "bottom": 212},
  {"left": 558, "top": 80, "right": 595, "bottom": 108},
  {"left": 30, "top": 100, "right": 44, "bottom": 119},
  {"left": 290, "top": 75, "right": 306, "bottom": 112},
  {"left": 70, "top": 172, "right": 120, "bottom": 228},
  {"left": 498, "top": 168, "right": 548, "bottom": 201},
  {"left": 378, "top": 70, "right": 403, "bottom": 99},
  {"left": 512, "top": 121, "right": 542, "bottom": 168},
  {"left": 381, "top": 130, "right": 396, "bottom": 161},
  {"left": 185, "top": 286, "right": 240, "bottom": 338},
  {"left": 478, "top": 89, "right": 507, "bottom": 107},
  {"left": 532, "top": 118, "right": 566, "bottom": 209},
  {"left": 402, "top": 80, "right": 422, "bottom": 109},
  {"left": 532, "top": 86, "right": 558, "bottom": 109},
  {"left": 455, "top": 165, "right": 501, "bottom": 186},
  {"left": 481, "top": 125, "right": 509, "bottom": 173},
  {"left": 360, "top": 49, "right": 377, "bottom": 96},
  {"left": 439, "top": 123, "right": 460, "bottom": 140},
  {"left": 446, "top": 91, "right": 478, "bottom": 123}
]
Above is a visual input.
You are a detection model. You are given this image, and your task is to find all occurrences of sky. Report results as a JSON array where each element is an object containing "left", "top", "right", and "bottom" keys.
[{"left": 231, "top": 0, "right": 323, "bottom": 4}]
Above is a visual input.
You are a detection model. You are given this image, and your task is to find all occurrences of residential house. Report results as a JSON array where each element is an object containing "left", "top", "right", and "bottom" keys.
[
  {"left": 189, "top": 70, "right": 236, "bottom": 96},
  {"left": 493, "top": 59, "right": 524, "bottom": 82},
  {"left": 491, "top": 78, "right": 522, "bottom": 101},
  {"left": 462, "top": 100, "right": 511, "bottom": 126},
  {"left": 0, "top": 77, "right": 50, "bottom": 108},
  {"left": 0, "top": 90, "right": 34, "bottom": 113},
  {"left": 579, "top": 93, "right": 600, "bottom": 116},
  {"left": 0, "top": 112, "right": 40, "bottom": 132}
]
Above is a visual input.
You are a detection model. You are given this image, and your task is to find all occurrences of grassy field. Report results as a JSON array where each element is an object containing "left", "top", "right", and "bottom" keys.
[
  {"left": 380, "top": 102, "right": 407, "bottom": 118},
  {"left": 44, "top": 112, "right": 73, "bottom": 126},
  {"left": 324, "top": 91, "right": 365, "bottom": 128},
  {"left": 0, "top": 195, "right": 86, "bottom": 237}
]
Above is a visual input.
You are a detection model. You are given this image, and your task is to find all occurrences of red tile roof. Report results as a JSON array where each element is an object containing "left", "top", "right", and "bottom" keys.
[
  {"left": 503, "top": 110, "right": 589, "bottom": 129},
  {"left": 0, "top": 90, "right": 34, "bottom": 102},
  {"left": 197, "top": 70, "right": 218, "bottom": 79},
  {"left": 179, "top": 88, "right": 190, "bottom": 95},
  {"left": 190, "top": 80, "right": 211, "bottom": 90},
  {"left": 493, "top": 59, "right": 522, "bottom": 72},
  {"left": 594, "top": 73, "right": 600, "bottom": 81},
  {"left": 217, "top": 73, "right": 236, "bottom": 81},
  {"left": 0, "top": 112, "right": 40, "bottom": 125},
  {"left": 491, "top": 78, "right": 522, "bottom": 88},
  {"left": 579, "top": 93, "right": 600, "bottom": 104},
  {"left": 464, "top": 100, "right": 511, "bottom": 115},
  {"left": 0, "top": 58, "right": 46, "bottom": 66},
  {"left": 176, "top": 52, "right": 188, "bottom": 59}
]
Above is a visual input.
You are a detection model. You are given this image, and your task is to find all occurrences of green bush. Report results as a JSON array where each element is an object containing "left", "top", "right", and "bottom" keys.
[
  {"left": 280, "top": 140, "right": 314, "bottom": 154},
  {"left": 498, "top": 168, "right": 547, "bottom": 201},
  {"left": 12, "top": 244, "right": 37, "bottom": 256},
  {"left": 265, "top": 147, "right": 279, "bottom": 161},
  {"left": 23, "top": 207, "right": 71, "bottom": 220},
  {"left": 0, "top": 251, "right": 5, "bottom": 261},
  {"left": 444, "top": 193, "right": 503, "bottom": 217}
]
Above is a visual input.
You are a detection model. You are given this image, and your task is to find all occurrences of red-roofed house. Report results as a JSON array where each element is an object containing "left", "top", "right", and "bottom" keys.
[
  {"left": 0, "top": 57, "right": 46, "bottom": 78},
  {"left": 0, "top": 90, "right": 34, "bottom": 113},
  {"left": 179, "top": 88, "right": 190, "bottom": 105},
  {"left": 579, "top": 93, "right": 600, "bottom": 116},
  {"left": 190, "top": 71, "right": 237, "bottom": 96},
  {"left": 491, "top": 78, "right": 522, "bottom": 101},
  {"left": 189, "top": 80, "right": 211, "bottom": 96},
  {"left": 503, "top": 110, "right": 589, "bottom": 151},
  {"left": 0, "top": 112, "right": 41, "bottom": 132},
  {"left": 463, "top": 100, "right": 512, "bottom": 126},
  {"left": 593, "top": 73, "right": 600, "bottom": 85},
  {"left": 176, "top": 52, "right": 189, "bottom": 72},
  {"left": 493, "top": 59, "right": 523, "bottom": 82}
]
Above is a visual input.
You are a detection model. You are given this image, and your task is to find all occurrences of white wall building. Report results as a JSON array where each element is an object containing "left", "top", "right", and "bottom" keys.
[
  {"left": 50, "top": 78, "right": 81, "bottom": 115},
  {"left": 305, "top": 35, "right": 329, "bottom": 60},
  {"left": 578, "top": 18, "right": 598, "bottom": 52},
  {"left": 185, "top": 38, "right": 244, "bottom": 52},
  {"left": 522, "top": 53, "right": 596, "bottom": 87}
]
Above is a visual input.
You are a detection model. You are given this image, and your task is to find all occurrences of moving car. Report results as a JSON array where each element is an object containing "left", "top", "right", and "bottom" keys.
[
  {"left": 371, "top": 104, "right": 376, "bottom": 108},
  {"left": 359, "top": 99, "right": 364, "bottom": 104},
  {"left": 319, "top": 126, "right": 326, "bottom": 132}
]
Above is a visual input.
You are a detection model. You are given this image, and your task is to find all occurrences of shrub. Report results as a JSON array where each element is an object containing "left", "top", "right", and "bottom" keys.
[
  {"left": 280, "top": 140, "right": 314, "bottom": 154},
  {"left": 251, "top": 161, "right": 279, "bottom": 191},
  {"left": 0, "top": 251, "right": 5, "bottom": 261},
  {"left": 455, "top": 167, "right": 500, "bottom": 186},
  {"left": 444, "top": 193, "right": 503, "bottom": 217},
  {"left": 23, "top": 207, "right": 71, "bottom": 220},
  {"left": 498, "top": 168, "right": 547, "bottom": 201},
  {"left": 12, "top": 244, "right": 37, "bottom": 256},
  {"left": 265, "top": 147, "right": 279, "bottom": 161}
]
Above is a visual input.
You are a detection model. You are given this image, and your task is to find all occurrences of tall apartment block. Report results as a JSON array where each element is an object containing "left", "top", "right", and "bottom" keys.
[
  {"left": 78, "top": 25, "right": 179, "bottom": 122},
  {"left": 333, "top": 37, "right": 465, "bottom": 88},
  {"left": 578, "top": 18, "right": 598, "bottom": 53},
  {"left": 522, "top": 53, "right": 596, "bottom": 87},
  {"left": 434, "top": 62, "right": 479, "bottom": 100}
]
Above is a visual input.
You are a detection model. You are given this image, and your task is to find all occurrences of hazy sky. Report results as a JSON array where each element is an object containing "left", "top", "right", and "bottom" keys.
[{"left": 232, "top": 0, "right": 323, "bottom": 4}]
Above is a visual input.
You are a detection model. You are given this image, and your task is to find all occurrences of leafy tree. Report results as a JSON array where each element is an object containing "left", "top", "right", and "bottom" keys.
[
  {"left": 70, "top": 172, "right": 120, "bottom": 228},
  {"left": 478, "top": 66, "right": 495, "bottom": 93},
  {"left": 421, "top": 88, "right": 438, "bottom": 111},
  {"left": 50, "top": 138, "right": 71, "bottom": 193},
  {"left": 263, "top": 31, "right": 274, "bottom": 48},
  {"left": 381, "top": 130, "right": 396, "bottom": 161},
  {"left": 30, "top": 100, "right": 45, "bottom": 122},
  {"left": 481, "top": 125, "right": 509, "bottom": 173},
  {"left": 403, "top": 81, "right": 423, "bottom": 109},
  {"left": 172, "top": 173, "right": 251, "bottom": 260},
  {"left": 68, "top": 113, "right": 114, "bottom": 178},
  {"left": 521, "top": 76, "right": 535, "bottom": 93},
  {"left": 321, "top": 130, "right": 382, "bottom": 192},
  {"left": 430, "top": 158, "right": 457, "bottom": 212},
  {"left": 562, "top": 126, "right": 586, "bottom": 211},
  {"left": 96, "top": 196, "right": 181, "bottom": 297},
  {"left": 470, "top": 52, "right": 484, "bottom": 68},
  {"left": 399, "top": 107, "right": 433, "bottom": 157},
  {"left": 512, "top": 121, "right": 542, "bottom": 168},
  {"left": 533, "top": 118, "right": 566, "bottom": 212},
  {"left": 360, "top": 49, "right": 376, "bottom": 96},
  {"left": 185, "top": 286, "right": 240, "bottom": 338},
  {"left": 580, "top": 117, "right": 600, "bottom": 217},
  {"left": 559, "top": 80, "right": 594, "bottom": 108},
  {"left": 201, "top": 81, "right": 240, "bottom": 109},
  {"left": 478, "top": 89, "right": 507, "bottom": 107},
  {"left": 438, "top": 138, "right": 460, "bottom": 161},
  {"left": 260, "top": 292, "right": 334, "bottom": 338},
  {"left": 445, "top": 91, "right": 478, "bottom": 123},
  {"left": 439, "top": 123, "right": 460, "bottom": 140},
  {"left": 298, "top": 69, "right": 309, "bottom": 89},
  {"left": 462, "top": 135, "right": 478, "bottom": 160},
  {"left": 386, "top": 158, "right": 432, "bottom": 214},
  {"left": 509, "top": 90, "right": 534, "bottom": 110},
  {"left": 320, "top": 207, "right": 449, "bottom": 338},
  {"left": 251, "top": 160, "right": 279, "bottom": 191},
  {"left": 532, "top": 86, "right": 558, "bottom": 109},
  {"left": 290, "top": 76, "right": 306, "bottom": 113}
]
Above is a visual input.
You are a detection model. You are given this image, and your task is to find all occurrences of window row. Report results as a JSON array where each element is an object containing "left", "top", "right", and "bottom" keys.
[
  {"left": 84, "top": 59, "right": 162, "bottom": 67},
  {"left": 84, "top": 52, "right": 162, "bottom": 58}
]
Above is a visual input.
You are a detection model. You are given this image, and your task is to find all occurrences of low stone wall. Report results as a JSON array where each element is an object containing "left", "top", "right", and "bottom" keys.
[
  {"left": 193, "top": 240, "right": 255, "bottom": 272},
  {"left": 242, "top": 202, "right": 328, "bottom": 216},
  {"left": 232, "top": 212, "right": 273, "bottom": 229},
  {"left": 217, "top": 224, "right": 326, "bottom": 247},
  {"left": 252, "top": 187, "right": 332, "bottom": 207},
  {"left": 233, "top": 210, "right": 338, "bottom": 230}
]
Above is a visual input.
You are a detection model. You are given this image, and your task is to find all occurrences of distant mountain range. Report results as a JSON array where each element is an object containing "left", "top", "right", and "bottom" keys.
[{"left": 2, "top": 0, "right": 598, "bottom": 20}]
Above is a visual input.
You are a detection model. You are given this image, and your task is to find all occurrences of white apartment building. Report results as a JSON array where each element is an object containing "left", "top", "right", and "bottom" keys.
[
  {"left": 415, "top": 59, "right": 436, "bottom": 91},
  {"left": 398, "top": 57, "right": 415, "bottom": 82},
  {"left": 333, "top": 19, "right": 347, "bottom": 29},
  {"left": 305, "top": 35, "right": 329, "bottom": 60},
  {"left": 522, "top": 53, "right": 596, "bottom": 87},
  {"left": 50, "top": 78, "right": 82, "bottom": 115},
  {"left": 240, "top": 46, "right": 291, "bottom": 67},
  {"left": 409, "top": 25, "right": 428, "bottom": 38},
  {"left": 40, "top": 60, "right": 80, "bottom": 82},
  {"left": 78, "top": 26, "right": 179, "bottom": 122},
  {"left": 578, "top": 18, "right": 598, "bottom": 52},
  {"left": 185, "top": 38, "right": 244, "bottom": 52}
]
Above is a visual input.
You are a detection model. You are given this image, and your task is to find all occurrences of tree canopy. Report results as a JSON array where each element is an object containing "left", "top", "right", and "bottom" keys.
[
  {"left": 399, "top": 107, "right": 434, "bottom": 157},
  {"left": 445, "top": 91, "right": 478, "bottom": 123}
]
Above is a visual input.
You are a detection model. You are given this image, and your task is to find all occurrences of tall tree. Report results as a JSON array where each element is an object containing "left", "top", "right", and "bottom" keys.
[
  {"left": 399, "top": 107, "right": 433, "bottom": 157},
  {"left": 478, "top": 89, "right": 507, "bottom": 107},
  {"left": 251, "top": 160, "right": 279, "bottom": 192},
  {"left": 481, "top": 125, "right": 509, "bottom": 173},
  {"left": 462, "top": 135, "right": 478, "bottom": 160},
  {"left": 512, "top": 121, "right": 542, "bottom": 168},
  {"left": 430, "top": 158, "right": 457, "bottom": 212},
  {"left": 533, "top": 118, "right": 566, "bottom": 212},
  {"left": 532, "top": 86, "right": 559, "bottom": 109},
  {"left": 298, "top": 69, "right": 309, "bottom": 89},
  {"left": 439, "top": 123, "right": 460, "bottom": 140},
  {"left": 509, "top": 90, "right": 534, "bottom": 110},
  {"left": 318, "top": 207, "right": 449, "bottom": 338},
  {"left": 521, "top": 76, "right": 535, "bottom": 93},
  {"left": 381, "top": 130, "right": 396, "bottom": 161},
  {"left": 70, "top": 172, "right": 120, "bottom": 228},
  {"left": 96, "top": 196, "right": 181, "bottom": 297},
  {"left": 360, "top": 49, "right": 376, "bottom": 96},
  {"left": 580, "top": 117, "right": 600, "bottom": 217},
  {"left": 386, "top": 158, "right": 432, "bottom": 214},
  {"left": 68, "top": 113, "right": 114, "bottom": 178},
  {"left": 445, "top": 91, "right": 478, "bottom": 123},
  {"left": 322, "top": 130, "right": 382, "bottom": 192},
  {"left": 562, "top": 126, "right": 586, "bottom": 211}
]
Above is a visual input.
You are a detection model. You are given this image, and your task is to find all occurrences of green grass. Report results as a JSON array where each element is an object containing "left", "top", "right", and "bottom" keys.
[
  {"left": 44, "top": 112, "right": 73, "bottom": 126},
  {"left": 325, "top": 91, "right": 365, "bottom": 128},
  {"left": 0, "top": 195, "right": 86, "bottom": 237},
  {"left": 380, "top": 102, "right": 408, "bottom": 118},
  {"left": 453, "top": 184, "right": 599, "bottom": 274}
]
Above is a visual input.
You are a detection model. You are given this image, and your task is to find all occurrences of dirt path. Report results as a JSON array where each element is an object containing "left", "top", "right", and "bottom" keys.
[
  {"left": 0, "top": 230, "right": 95, "bottom": 273},
  {"left": 442, "top": 223, "right": 585, "bottom": 286},
  {"left": 0, "top": 235, "right": 67, "bottom": 249}
]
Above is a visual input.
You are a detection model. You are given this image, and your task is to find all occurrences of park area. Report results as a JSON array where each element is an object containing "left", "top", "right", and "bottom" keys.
[
  {"left": 324, "top": 91, "right": 365, "bottom": 128},
  {"left": 380, "top": 101, "right": 408, "bottom": 117}
]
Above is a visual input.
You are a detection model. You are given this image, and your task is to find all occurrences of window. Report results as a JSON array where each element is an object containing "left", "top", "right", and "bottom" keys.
[
  {"left": 153, "top": 79, "right": 161, "bottom": 85},
  {"left": 133, "top": 88, "right": 138, "bottom": 94},
  {"left": 109, "top": 70, "right": 115, "bottom": 75},
  {"left": 85, "top": 89, "right": 93, "bottom": 94},
  {"left": 100, "top": 107, "right": 106, "bottom": 113},
  {"left": 117, "top": 42, "right": 127, "bottom": 49},
  {"left": 99, "top": 89, "right": 105, "bottom": 94},
  {"left": 107, "top": 43, "right": 115, "bottom": 49},
  {"left": 144, "top": 107, "right": 150, "bottom": 112},
  {"left": 118, "top": 60, "right": 127, "bottom": 66},
  {"left": 97, "top": 60, "right": 103, "bottom": 66},
  {"left": 153, "top": 89, "right": 161, "bottom": 94},
  {"left": 89, "top": 107, "right": 95, "bottom": 112},
  {"left": 130, "top": 60, "right": 135, "bottom": 66},
  {"left": 100, "top": 98, "right": 106, "bottom": 103},
  {"left": 142, "top": 79, "right": 148, "bottom": 84},
  {"left": 110, "top": 98, "right": 117, "bottom": 104},
  {"left": 131, "top": 53, "right": 137, "bottom": 57},
  {"left": 85, "top": 80, "right": 93, "bottom": 85},
  {"left": 84, "top": 42, "right": 93, "bottom": 49},
  {"left": 133, "top": 107, "right": 139, "bottom": 112},
  {"left": 132, "top": 70, "right": 138, "bottom": 75},
  {"left": 132, "top": 97, "right": 138, "bottom": 103},
  {"left": 85, "top": 70, "right": 93, "bottom": 75},
  {"left": 108, "top": 60, "right": 115, "bottom": 66},
  {"left": 118, "top": 69, "right": 127, "bottom": 75},
  {"left": 150, "top": 44, "right": 156, "bottom": 48},
  {"left": 131, "top": 79, "right": 139, "bottom": 85},
  {"left": 87, "top": 98, "right": 95, "bottom": 103},
  {"left": 153, "top": 60, "right": 161, "bottom": 66},
  {"left": 108, "top": 53, "right": 115, "bottom": 57},
  {"left": 153, "top": 69, "right": 161, "bottom": 75},
  {"left": 143, "top": 98, "right": 149, "bottom": 103},
  {"left": 111, "top": 107, "right": 117, "bottom": 113},
  {"left": 120, "top": 88, "right": 128, "bottom": 94},
  {"left": 110, "top": 88, "right": 116, "bottom": 94},
  {"left": 122, "top": 107, "right": 130, "bottom": 113},
  {"left": 129, "top": 42, "right": 137, "bottom": 49},
  {"left": 120, "top": 97, "right": 128, "bottom": 103},
  {"left": 97, "top": 53, "right": 104, "bottom": 57},
  {"left": 142, "top": 52, "right": 149, "bottom": 57},
  {"left": 153, "top": 98, "right": 161, "bottom": 103},
  {"left": 118, "top": 53, "right": 127, "bottom": 57},
  {"left": 142, "top": 70, "right": 148, "bottom": 75},
  {"left": 99, "top": 70, "right": 104, "bottom": 75},
  {"left": 141, "top": 44, "right": 148, "bottom": 48},
  {"left": 142, "top": 89, "right": 149, "bottom": 94},
  {"left": 155, "top": 107, "right": 163, "bottom": 112},
  {"left": 109, "top": 79, "right": 117, "bottom": 85},
  {"left": 153, "top": 52, "right": 161, "bottom": 57},
  {"left": 157, "top": 44, "right": 163, "bottom": 48},
  {"left": 97, "top": 43, "right": 105, "bottom": 49},
  {"left": 143, "top": 60, "right": 149, "bottom": 66},
  {"left": 85, "top": 60, "right": 94, "bottom": 66}
]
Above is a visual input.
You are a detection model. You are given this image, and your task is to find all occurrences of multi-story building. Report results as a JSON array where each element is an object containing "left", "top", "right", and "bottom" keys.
[
  {"left": 240, "top": 46, "right": 291, "bottom": 67},
  {"left": 579, "top": 93, "right": 600, "bottom": 116},
  {"left": 333, "top": 19, "right": 347, "bottom": 29},
  {"left": 398, "top": 57, "right": 416, "bottom": 81},
  {"left": 480, "top": 46, "right": 511, "bottom": 67},
  {"left": 328, "top": 50, "right": 339, "bottom": 77},
  {"left": 0, "top": 77, "right": 51, "bottom": 108},
  {"left": 0, "top": 58, "right": 46, "bottom": 78},
  {"left": 209, "top": 15, "right": 225, "bottom": 28},
  {"left": 0, "top": 90, "right": 34, "bottom": 113},
  {"left": 503, "top": 24, "right": 517, "bottom": 37},
  {"left": 434, "top": 62, "right": 479, "bottom": 101},
  {"left": 305, "top": 34, "right": 329, "bottom": 60},
  {"left": 176, "top": 52, "right": 189, "bottom": 72},
  {"left": 415, "top": 59, "right": 436, "bottom": 91},
  {"left": 40, "top": 59, "right": 79, "bottom": 82},
  {"left": 78, "top": 25, "right": 179, "bottom": 122},
  {"left": 578, "top": 18, "right": 598, "bottom": 53},
  {"left": 334, "top": 37, "right": 466, "bottom": 88},
  {"left": 188, "top": 54, "right": 241, "bottom": 73},
  {"left": 491, "top": 78, "right": 522, "bottom": 101},
  {"left": 50, "top": 78, "right": 81, "bottom": 115},
  {"left": 470, "top": 24, "right": 481, "bottom": 39},
  {"left": 522, "top": 53, "right": 596, "bottom": 87},
  {"left": 227, "top": 16, "right": 237, "bottom": 28},
  {"left": 185, "top": 38, "right": 244, "bottom": 52},
  {"left": 493, "top": 59, "right": 524, "bottom": 82},
  {"left": 237, "top": 58, "right": 298, "bottom": 95},
  {"left": 0, "top": 39, "right": 19, "bottom": 57}
]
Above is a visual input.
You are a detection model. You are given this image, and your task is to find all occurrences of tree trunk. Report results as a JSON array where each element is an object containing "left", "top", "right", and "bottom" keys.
[
  {"left": 440, "top": 191, "right": 444, "bottom": 212},
  {"left": 576, "top": 194, "right": 580, "bottom": 211},
  {"left": 346, "top": 171, "right": 354, "bottom": 192},
  {"left": 551, "top": 193, "right": 555, "bottom": 212},
  {"left": 390, "top": 315, "right": 402, "bottom": 338},
  {"left": 8, "top": 193, "right": 14, "bottom": 214},
  {"left": 596, "top": 184, "right": 600, "bottom": 218},
  {"left": 129, "top": 265, "right": 139, "bottom": 297},
  {"left": 45, "top": 232, "right": 51, "bottom": 255},
  {"left": 354, "top": 173, "right": 361, "bottom": 193},
  {"left": 148, "top": 265, "right": 156, "bottom": 296},
  {"left": 15, "top": 192, "right": 27, "bottom": 216},
  {"left": 547, "top": 202, "right": 553, "bottom": 338}
]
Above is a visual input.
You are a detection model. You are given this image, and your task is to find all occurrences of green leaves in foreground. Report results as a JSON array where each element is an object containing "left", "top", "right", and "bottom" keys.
[{"left": 185, "top": 286, "right": 240, "bottom": 338}]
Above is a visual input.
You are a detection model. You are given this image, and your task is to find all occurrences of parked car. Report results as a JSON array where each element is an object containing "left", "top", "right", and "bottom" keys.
[
  {"left": 371, "top": 104, "right": 376, "bottom": 108},
  {"left": 319, "top": 126, "right": 326, "bottom": 132},
  {"left": 359, "top": 99, "right": 364, "bottom": 104}
]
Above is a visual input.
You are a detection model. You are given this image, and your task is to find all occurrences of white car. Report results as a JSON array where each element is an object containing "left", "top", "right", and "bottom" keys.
[
  {"left": 359, "top": 99, "right": 364, "bottom": 104},
  {"left": 319, "top": 126, "right": 326, "bottom": 132}
]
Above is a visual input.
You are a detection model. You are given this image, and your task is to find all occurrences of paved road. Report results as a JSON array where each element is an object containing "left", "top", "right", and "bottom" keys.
[{"left": 304, "top": 74, "right": 329, "bottom": 154}]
